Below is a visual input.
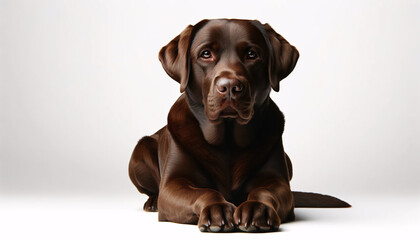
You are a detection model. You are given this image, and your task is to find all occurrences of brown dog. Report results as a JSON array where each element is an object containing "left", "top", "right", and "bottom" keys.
[{"left": 129, "top": 19, "right": 349, "bottom": 233}]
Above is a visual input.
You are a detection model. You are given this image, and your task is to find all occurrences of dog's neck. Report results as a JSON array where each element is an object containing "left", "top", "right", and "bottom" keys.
[
  {"left": 199, "top": 119, "right": 255, "bottom": 148},
  {"left": 187, "top": 94, "right": 269, "bottom": 148}
]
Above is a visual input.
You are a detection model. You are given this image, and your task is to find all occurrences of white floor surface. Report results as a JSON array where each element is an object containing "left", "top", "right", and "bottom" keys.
[{"left": 1, "top": 193, "right": 419, "bottom": 240}]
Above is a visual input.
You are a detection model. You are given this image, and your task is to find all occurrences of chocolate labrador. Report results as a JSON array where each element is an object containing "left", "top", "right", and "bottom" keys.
[{"left": 129, "top": 19, "right": 350, "bottom": 233}]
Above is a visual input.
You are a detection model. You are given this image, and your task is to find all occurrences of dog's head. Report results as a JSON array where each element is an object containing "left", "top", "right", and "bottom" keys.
[{"left": 159, "top": 19, "right": 299, "bottom": 125}]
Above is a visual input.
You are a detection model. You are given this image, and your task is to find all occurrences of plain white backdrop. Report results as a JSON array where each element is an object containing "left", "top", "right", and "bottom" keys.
[{"left": 1, "top": 0, "right": 419, "bottom": 239}]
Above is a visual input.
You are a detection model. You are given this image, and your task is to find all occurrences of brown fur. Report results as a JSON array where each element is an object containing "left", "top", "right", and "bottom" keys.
[{"left": 129, "top": 19, "right": 349, "bottom": 233}]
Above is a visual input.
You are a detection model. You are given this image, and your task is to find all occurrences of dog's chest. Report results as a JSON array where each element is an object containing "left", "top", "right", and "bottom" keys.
[{"left": 206, "top": 144, "right": 270, "bottom": 198}]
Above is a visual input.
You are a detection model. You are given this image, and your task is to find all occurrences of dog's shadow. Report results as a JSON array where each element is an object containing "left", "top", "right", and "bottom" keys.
[{"left": 292, "top": 211, "right": 314, "bottom": 223}]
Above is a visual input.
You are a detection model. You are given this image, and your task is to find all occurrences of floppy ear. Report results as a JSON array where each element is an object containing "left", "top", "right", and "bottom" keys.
[
  {"left": 158, "top": 25, "right": 194, "bottom": 93},
  {"left": 263, "top": 23, "right": 299, "bottom": 92}
]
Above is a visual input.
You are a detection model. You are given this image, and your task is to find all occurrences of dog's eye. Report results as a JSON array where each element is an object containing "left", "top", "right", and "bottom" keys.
[
  {"left": 246, "top": 50, "right": 258, "bottom": 60},
  {"left": 200, "top": 50, "right": 212, "bottom": 59}
]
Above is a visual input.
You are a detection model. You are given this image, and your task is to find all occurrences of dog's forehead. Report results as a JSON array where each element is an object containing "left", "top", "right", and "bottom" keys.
[{"left": 191, "top": 20, "right": 265, "bottom": 49}]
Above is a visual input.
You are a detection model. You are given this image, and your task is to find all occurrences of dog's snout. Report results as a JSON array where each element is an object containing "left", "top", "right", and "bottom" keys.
[{"left": 215, "top": 78, "right": 243, "bottom": 98}]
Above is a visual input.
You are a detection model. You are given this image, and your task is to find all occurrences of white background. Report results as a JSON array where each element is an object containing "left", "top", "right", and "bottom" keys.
[{"left": 1, "top": 0, "right": 419, "bottom": 239}]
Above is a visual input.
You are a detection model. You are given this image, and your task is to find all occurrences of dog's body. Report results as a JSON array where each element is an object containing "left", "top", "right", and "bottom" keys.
[{"left": 129, "top": 19, "right": 349, "bottom": 232}]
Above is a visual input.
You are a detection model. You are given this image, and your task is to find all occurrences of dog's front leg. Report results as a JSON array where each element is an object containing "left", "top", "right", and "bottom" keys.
[
  {"left": 158, "top": 178, "right": 236, "bottom": 232},
  {"left": 234, "top": 176, "right": 293, "bottom": 232},
  {"left": 234, "top": 148, "right": 294, "bottom": 232}
]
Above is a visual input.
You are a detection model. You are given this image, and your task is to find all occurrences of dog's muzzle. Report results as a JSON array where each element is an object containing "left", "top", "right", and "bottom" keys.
[{"left": 205, "top": 77, "right": 254, "bottom": 124}]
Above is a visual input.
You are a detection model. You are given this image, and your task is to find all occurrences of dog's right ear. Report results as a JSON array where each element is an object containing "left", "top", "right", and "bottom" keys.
[
  {"left": 159, "top": 25, "right": 193, "bottom": 93},
  {"left": 159, "top": 20, "right": 208, "bottom": 93}
]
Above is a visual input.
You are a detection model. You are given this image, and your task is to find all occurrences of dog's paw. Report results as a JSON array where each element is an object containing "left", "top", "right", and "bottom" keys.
[
  {"left": 143, "top": 195, "right": 158, "bottom": 212},
  {"left": 198, "top": 202, "right": 236, "bottom": 232},
  {"left": 233, "top": 200, "right": 280, "bottom": 232}
]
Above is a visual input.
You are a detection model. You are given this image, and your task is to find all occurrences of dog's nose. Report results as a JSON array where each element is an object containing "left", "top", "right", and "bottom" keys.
[{"left": 215, "top": 78, "right": 243, "bottom": 98}]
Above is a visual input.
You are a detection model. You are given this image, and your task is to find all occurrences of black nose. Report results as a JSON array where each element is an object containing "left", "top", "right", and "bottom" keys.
[{"left": 215, "top": 78, "right": 243, "bottom": 98}]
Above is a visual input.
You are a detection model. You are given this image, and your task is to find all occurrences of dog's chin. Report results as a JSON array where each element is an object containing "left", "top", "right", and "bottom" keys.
[{"left": 207, "top": 107, "right": 253, "bottom": 125}]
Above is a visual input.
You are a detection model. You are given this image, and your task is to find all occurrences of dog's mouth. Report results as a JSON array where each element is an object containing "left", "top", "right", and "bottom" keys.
[
  {"left": 205, "top": 80, "right": 255, "bottom": 125},
  {"left": 206, "top": 103, "right": 254, "bottom": 125},
  {"left": 219, "top": 106, "right": 239, "bottom": 118}
]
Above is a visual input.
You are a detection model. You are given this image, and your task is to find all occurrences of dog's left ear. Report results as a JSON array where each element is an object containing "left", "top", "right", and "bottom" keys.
[
  {"left": 159, "top": 20, "right": 208, "bottom": 93},
  {"left": 262, "top": 23, "right": 299, "bottom": 92}
]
